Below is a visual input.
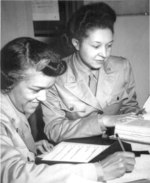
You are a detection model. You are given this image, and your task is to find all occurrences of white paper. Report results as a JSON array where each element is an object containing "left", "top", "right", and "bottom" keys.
[
  {"left": 114, "top": 119, "right": 150, "bottom": 144},
  {"left": 143, "top": 96, "right": 150, "bottom": 120},
  {"left": 41, "top": 142, "right": 109, "bottom": 163},
  {"left": 32, "top": 0, "right": 60, "bottom": 21},
  {"left": 143, "top": 96, "right": 150, "bottom": 113},
  {"left": 131, "top": 142, "right": 150, "bottom": 153}
]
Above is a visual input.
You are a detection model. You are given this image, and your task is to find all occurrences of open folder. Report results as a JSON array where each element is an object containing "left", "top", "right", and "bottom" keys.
[{"left": 35, "top": 141, "right": 132, "bottom": 165}]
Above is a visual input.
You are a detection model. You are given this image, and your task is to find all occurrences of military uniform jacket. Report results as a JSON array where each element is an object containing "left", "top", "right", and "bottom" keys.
[
  {"left": 0, "top": 93, "right": 98, "bottom": 183},
  {"left": 42, "top": 54, "right": 140, "bottom": 142}
]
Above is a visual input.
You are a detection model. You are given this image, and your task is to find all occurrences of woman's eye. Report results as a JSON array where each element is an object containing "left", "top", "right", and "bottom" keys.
[
  {"left": 92, "top": 45, "right": 100, "bottom": 49},
  {"left": 32, "top": 89, "right": 40, "bottom": 93},
  {"left": 92, "top": 44, "right": 112, "bottom": 49},
  {"left": 107, "top": 44, "right": 112, "bottom": 48}
]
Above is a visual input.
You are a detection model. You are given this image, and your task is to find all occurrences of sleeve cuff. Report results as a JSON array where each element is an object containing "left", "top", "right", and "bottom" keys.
[
  {"left": 94, "top": 162, "right": 106, "bottom": 182},
  {"left": 98, "top": 114, "right": 107, "bottom": 132}
]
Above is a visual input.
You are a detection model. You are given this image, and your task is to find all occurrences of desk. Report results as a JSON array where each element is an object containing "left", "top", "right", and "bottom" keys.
[{"left": 66, "top": 135, "right": 150, "bottom": 183}]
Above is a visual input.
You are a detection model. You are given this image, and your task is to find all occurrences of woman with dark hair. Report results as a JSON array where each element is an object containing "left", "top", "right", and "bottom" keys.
[
  {"left": 42, "top": 2, "right": 140, "bottom": 142},
  {"left": 0, "top": 37, "right": 135, "bottom": 183}
]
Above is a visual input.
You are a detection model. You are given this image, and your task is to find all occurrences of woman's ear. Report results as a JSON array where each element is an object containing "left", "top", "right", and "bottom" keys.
[{"left": 71, "top": 38, "right": 79, "bottom": 51}]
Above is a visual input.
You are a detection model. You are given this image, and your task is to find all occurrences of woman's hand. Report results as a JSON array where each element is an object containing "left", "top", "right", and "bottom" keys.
[
  {"left": 95, "top": 151, "right": 135, "bottom": 181},
  {"left": 101, "top": 113, "right": 142, "bottom": 127},
  {"left": 35, "top": 140, "right": 54, "bottom": 154}
]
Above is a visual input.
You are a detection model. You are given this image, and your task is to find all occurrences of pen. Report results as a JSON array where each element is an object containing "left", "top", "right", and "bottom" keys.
[{"left": 115, "top": 133, "right": 125, "bottom": 152}]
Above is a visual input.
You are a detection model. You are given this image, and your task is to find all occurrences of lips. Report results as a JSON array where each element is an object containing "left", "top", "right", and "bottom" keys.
[{"left": 95, "top": 60, "right": 104, "bottom": 64}]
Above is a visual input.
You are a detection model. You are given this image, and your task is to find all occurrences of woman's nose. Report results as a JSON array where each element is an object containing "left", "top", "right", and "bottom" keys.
[
  {"left": 100, "top": 46, "right": 107, "bottom": 57},
  {"left": 36, "top": 90, "right": 46, "bottom": 102}
]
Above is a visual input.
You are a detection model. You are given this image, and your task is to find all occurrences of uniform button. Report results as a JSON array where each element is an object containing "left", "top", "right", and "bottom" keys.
[
  {"left": 69, "top": 107, "right": 74, "bottom": 111},
  {"left": 98, "top": 110, "right": 103, "bottom": 115}
]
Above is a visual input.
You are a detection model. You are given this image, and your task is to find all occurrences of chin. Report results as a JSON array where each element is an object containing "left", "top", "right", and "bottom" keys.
[
  {"left": 28, "top": 108, "right": 37, "bottom": 115},
  {"left": 91, "top": 65, "right": 102, "bottom": 70},
  {"left": 92, "top": 62, "right": 103, "bottom": 68}
]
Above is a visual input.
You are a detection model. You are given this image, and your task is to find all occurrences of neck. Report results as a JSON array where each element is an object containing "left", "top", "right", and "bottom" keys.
[{"left": 75, "top": 52, "right": 92, "bottom": 72}]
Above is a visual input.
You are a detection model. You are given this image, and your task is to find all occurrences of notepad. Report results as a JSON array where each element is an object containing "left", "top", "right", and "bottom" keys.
[{"left": 38, "top": 142, "right": 109, "bottom": 163}]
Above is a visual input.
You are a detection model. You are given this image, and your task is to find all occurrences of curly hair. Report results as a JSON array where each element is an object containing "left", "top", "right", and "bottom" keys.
[{"left": 1, "top": 37, "right": 67, "bottom": 93}]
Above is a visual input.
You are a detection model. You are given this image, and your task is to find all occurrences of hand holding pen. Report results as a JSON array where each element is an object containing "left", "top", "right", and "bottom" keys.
[{"left": 99, "top": 148, "right": 135, "bottom": 180}]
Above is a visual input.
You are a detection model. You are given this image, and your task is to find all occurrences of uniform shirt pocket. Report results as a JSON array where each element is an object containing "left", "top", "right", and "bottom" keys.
[
  {"left": 108, "top": 90, "right": 128, "bottom": 105},
  {"left": 59, "top": 98, "right": 86, "bottom": 113}
]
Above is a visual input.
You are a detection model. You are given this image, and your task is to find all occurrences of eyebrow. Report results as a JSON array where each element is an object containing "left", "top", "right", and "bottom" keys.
[
  {"left": 29, "top": 84, "right": 53, "bottom": 90},
  {"left": 94, "top": 40, "right": 114, "bottom": 44},
  {"left": 29, "top": 86, "right": 47, "bottom": 90}
]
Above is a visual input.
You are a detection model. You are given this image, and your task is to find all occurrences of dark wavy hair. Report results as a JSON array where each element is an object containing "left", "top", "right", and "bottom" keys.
[
  {"left": 1, "top": 37, "right": 67, "bottom": 93},
  {"left": 67, "top": 2, "right": 116, "bottom": 43}
]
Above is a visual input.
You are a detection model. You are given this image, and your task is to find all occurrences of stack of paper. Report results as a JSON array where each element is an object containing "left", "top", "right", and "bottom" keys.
[
  {"left": 115, "top": 96, "right": 150, "bottom": 144},
  {"left": 115, "top": 119, "right": 150, "bottom": 144}
]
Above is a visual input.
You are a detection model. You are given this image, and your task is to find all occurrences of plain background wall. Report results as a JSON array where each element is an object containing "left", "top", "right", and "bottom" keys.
[
  {"left": 112, "top": 16, "right": 149, "bottom": 107},
  {"left": 1, "top": 1, "right": 34, "bottom": 48}
]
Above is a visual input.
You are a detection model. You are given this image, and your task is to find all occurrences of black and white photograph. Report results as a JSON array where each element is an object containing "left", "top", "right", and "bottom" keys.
[{"left": 1, "top": 0, "right": 150, "bottom": 182}]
